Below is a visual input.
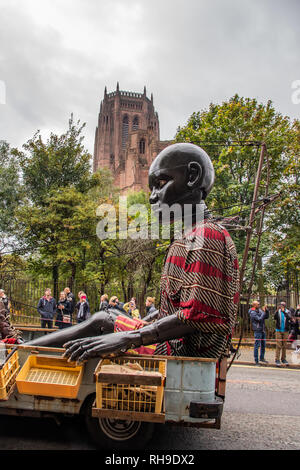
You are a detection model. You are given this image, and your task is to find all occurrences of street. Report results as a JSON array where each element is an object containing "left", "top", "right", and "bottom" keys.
[{"left": 0, "top": 363, "right": 299, "bottom": 450}]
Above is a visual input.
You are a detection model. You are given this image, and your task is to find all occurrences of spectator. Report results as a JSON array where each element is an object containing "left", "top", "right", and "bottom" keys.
[
  {"left": 64, "top": 287, "right": 75, "bottom": 316},
  {"left": 0, "top": 300, "right": 23, "bottom": 344},
  {"left": 107, "top": 295, "right": 118, "bottom": 309},
  {"left": 145, "top": 297, "right": 156, "bottom": 315},
  {"left": 107, "top": 296, "right": 126, "bottom": 314},
  {"left": 248, "top": 300, "right": 269, "bottom": 365},
  {"left": 99, "top": 294, "right": 109, "bottom": 311},
  {"left": 274, "top": 301, "right": 291, "bottom": 366},
  {"left": 123, "top": 298, "right": 141, "bottom": 319},
  {"left": 56, "top": 291, "right": 72, "bottom": 329},
  {"left": 0, "top": 289, "right": 10, "bottom": 314},
  {"left": 76, "top": 294, "right": 91, "bottom": 323},
  {"left": 143, "top": 297, "right": 159, "bottom": 322},
  {"left": 37, "top": 288, "right": 56, "bottom": 329}
]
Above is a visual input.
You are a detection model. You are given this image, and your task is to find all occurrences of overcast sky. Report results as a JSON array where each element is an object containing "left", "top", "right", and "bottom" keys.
[{"left": 0, "top": 0, "right": 299, "bottom": 155}]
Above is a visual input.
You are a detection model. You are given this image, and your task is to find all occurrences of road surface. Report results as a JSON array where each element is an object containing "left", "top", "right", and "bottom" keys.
[{"left": 0, "top": 364, "right": 299, "bottom": 450}]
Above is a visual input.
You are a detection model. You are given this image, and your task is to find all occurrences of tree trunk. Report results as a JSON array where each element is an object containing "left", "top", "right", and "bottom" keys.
[
  {"left": 121, "top": 278, "right": 127, "bottom": 302},
  {"left": 52, "top": 264, "right": 59, "bottom": 300},
  {"left": 257, "top": 255, "right": 265, "bottom": 306},
  {"left": 68, "top": 261, "right": 76, "bottom": 292},
  {"left": 140, "top": 257, "right": 155, "bottom": 317}
]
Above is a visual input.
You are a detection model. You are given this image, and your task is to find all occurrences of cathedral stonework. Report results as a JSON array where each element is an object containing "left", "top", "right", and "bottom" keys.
[{"left": 93, "top": 83, "right": 171, "bottom": 192}]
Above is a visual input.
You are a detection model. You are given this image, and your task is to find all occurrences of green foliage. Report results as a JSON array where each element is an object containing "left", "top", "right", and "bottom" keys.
[
  {"left": 2, "top": 99, "right": 298, "bottom": 309},
  {"left": 0, "top": 141, "right": 24, "bottom": 236},
  {"left": 176, "top": 95, "right": 299, "bottom": 296},
  {"left": 16, "top": 115, "right": 97, "bottom": 205}
]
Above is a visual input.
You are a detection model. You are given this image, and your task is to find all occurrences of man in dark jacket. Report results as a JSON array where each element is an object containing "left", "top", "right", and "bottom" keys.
[
  {"left": 37, "top": 288, "right": 56, "bottom": 329},
  {"left": 274, "top": 302, "right": 291, "bottom": 366},
  {"left": 248, "top": 300, "right": 269, "bottom": 365}
]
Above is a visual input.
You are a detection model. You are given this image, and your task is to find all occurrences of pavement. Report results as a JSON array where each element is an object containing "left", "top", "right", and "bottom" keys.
[{"left": 232, "top": 344, "right": 300, "bottom": 369}]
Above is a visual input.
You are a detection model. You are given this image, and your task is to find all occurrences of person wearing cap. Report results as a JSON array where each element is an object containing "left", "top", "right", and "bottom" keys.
[
  {"left": 274, "top": 301, "right": 291, "bottom": 366},
  {"left": 248, "top": 300, "right": 269, "bottom": 365},
  {"left": 76, "top": 293, "right": 91, "bottom": 323}
]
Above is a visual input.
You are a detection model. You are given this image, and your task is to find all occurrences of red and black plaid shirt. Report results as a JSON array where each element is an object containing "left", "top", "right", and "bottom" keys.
[{"left": 155, "top": 220, "right": 239, "bottom": 358}]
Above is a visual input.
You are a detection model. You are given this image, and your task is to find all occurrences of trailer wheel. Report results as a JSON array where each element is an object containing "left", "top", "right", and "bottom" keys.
[{"left": 83, "top": 394, "right": 155, "bottom": 449}]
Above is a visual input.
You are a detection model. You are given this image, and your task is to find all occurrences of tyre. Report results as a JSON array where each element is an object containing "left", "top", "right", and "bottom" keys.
[{"left": 83, "top": 394, "right": 155, "bottom": 450}]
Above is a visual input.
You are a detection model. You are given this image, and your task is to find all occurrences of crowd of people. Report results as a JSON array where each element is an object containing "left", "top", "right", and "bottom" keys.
[
  {"left": 98, "top": 294, "right": 156, "bottom": 320},
  {"left": 248, "top": 300, "right": 300, "bottom": 366},
  {"left": 0, "top": 287, "right": 157, "bottom": 342},
  {"left": 36, "top": 287, "right": 91, "bottom": 329},
  {"left": 36, "top": 289, "right": 157, "bottom": 330},
  {"left": 1, "top": 285, "right": 299, "bottom": 364}
]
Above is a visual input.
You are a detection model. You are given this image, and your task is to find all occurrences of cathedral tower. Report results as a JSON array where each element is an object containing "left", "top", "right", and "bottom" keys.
[{"left": 93, "top": 84, "right": 170, "bottom": 192}]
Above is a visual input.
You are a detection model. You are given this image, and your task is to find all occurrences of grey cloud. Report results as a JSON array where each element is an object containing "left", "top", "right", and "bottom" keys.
[{"left": 0, "top": 0, "right": 299, "bottom": 155}]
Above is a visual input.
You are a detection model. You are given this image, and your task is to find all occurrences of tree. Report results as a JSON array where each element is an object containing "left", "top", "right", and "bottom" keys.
[
  {"left": 0, "top": 141, "right": 24, "bottom": 238},
  {"left": 16, "top": 114, "right": 98, "bottom": 206},
  {"left": 13, "top": 116, "right": 117, "bottom": 296},
  {"left": 0, "top": 140, "right": 25, "bottom": 278},
  {"left": 264, "top": 119, "right": 300, "bottom": 301},
  {"left": 175, "top": 95, "right": 299, "bottom": 296}
]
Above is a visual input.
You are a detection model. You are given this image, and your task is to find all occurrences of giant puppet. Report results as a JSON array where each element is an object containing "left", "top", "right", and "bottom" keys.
[{"left": 28, "top": 143, "right": 239, "bottom": 362}]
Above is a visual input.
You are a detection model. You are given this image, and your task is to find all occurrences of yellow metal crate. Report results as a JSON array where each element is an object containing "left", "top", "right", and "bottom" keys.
[
  {"left": 16, "top": 354, "right": 84, "bottom": 399},
  {"left": 0, "top": 349, "right": 20, "bottom": 401},
  {"left": 94, "top": 357, "right": 166, "bottom": 416}
]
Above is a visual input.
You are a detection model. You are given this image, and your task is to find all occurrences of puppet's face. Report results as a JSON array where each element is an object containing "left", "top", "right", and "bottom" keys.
[
  {"left": 148, "top": 143, "right": 212, "bottom": 216},
  {"left": 148, "top": 164, "right": 191, "bottom": 210}
]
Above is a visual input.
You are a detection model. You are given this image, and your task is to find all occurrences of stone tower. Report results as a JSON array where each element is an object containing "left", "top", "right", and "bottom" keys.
[{"left": 93, "top": 83, "right": 171, "bottom": 192}]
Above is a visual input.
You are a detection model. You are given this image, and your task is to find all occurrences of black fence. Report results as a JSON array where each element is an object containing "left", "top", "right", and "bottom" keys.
[
  {"left": 1, "top": 278, "right": 150, "bottom": 326},
  {"left": 1, "top": 278, "right": 100, "bottom": 325},
  {"left": 0, "top": 278, "right": 296, "bottom": 338}
]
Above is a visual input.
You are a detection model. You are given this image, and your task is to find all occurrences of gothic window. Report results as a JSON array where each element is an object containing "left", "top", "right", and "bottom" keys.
[
  {"left": 139, "top": 138, "right": 145, "bottom": 154},
  {"left": 132, "top": 116, "right": 139, "bottom": 131},
  {"left": 122, "top": 115, "right": 129, "bottom": 149}
]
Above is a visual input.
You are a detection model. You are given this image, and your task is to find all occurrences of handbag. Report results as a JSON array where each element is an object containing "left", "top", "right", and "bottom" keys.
[{"left": 63, "top": 314, "right": 71, "bottom": 323}]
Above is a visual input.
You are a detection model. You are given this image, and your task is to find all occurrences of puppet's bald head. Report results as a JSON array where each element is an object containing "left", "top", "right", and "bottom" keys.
[{"left": 149, "top": 143, "right": 214, "bottom": 209}]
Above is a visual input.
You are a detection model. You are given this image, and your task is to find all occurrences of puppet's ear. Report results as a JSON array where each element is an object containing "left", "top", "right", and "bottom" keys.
[{"left": 187, "top": 161, "right": 202, "bottom": 188}]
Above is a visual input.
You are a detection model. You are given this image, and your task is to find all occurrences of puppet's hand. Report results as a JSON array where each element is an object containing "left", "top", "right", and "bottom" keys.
[{"left": 63, "top": 332, "right": 136, "bottom": 363}]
